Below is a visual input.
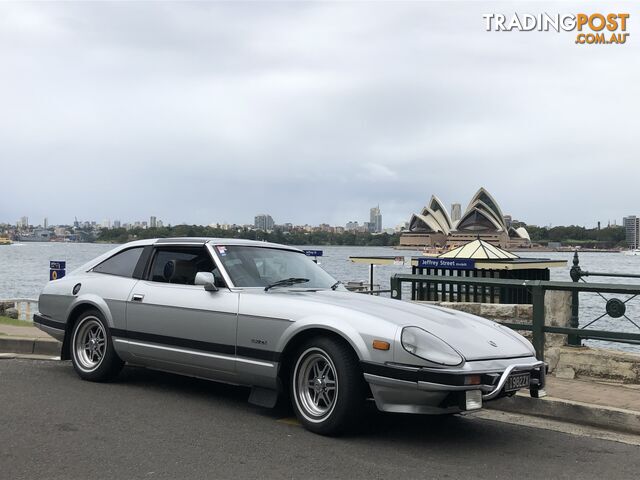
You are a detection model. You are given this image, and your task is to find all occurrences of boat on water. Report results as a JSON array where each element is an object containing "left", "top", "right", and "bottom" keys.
[
  {"left": 0, "top": 237, "right": 12, "bottom": 245},
  {"left": 16, "top": 228, "right": 53, "bottom": 242},
  {"left": 421, "top": 246, "right": 448, "bottom": 256},
  {"left": 624, "top": 249, "right": 640, "bottom": 256}
]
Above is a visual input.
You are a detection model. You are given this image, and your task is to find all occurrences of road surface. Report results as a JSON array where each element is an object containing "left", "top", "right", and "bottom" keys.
[{"left": 1, "top": 359, "right": 639, "bottom": 479}]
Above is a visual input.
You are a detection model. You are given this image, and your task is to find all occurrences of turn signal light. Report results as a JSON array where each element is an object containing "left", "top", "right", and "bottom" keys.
[
  {"left": 465, "top": 375, "right": 482, "bottom": 385},
  {"left": 372, "top": 340, "right": 390, "bottom": 351}
]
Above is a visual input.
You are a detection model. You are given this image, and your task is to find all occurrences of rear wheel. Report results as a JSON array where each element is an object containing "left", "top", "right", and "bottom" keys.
[
  {"left": 290, "top": 337, "right": 365, "bottom": 435},
  {"left": 70, "top": 310, "right": 123, "bottom": 382}
]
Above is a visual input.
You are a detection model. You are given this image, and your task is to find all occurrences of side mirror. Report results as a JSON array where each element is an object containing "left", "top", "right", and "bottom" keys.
[{"left": 195, "top": 272, "right": 218, "bottom": 291}]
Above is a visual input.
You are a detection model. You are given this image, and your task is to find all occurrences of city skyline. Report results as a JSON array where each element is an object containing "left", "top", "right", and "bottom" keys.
[{"left": 4, "top": 208, "right": 631, "bottom": 232}]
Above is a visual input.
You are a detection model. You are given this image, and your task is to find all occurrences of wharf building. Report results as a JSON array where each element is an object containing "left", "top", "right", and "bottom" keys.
[{"left": 400, "top": 188, "right": 531, "bottom": 249}]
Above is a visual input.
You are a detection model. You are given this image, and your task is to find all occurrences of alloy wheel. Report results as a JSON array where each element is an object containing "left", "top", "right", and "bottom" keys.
[
  {"left": 294, "top": 348, "right": 339, "bottom": 421},
  {"left": 73, "top": 317, "right": 107, "bottom": 372}
]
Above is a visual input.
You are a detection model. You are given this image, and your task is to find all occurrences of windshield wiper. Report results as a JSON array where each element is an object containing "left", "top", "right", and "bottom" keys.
[
  {"left": 264, "top": 277, "right": 310, "bottom": 291},
  {"left": 331, "top": 281, "right": 342, "bottom": 290}
]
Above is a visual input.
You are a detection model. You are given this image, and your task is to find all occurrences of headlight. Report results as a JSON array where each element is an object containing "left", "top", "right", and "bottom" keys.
[{"left": 401, "top": 327, "right": 463, "bottom": 366}]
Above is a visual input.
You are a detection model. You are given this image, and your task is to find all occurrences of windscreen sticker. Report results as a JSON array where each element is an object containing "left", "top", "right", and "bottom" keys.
[{"left": 216, "top": 245, "right": 227, "bottom": 256}]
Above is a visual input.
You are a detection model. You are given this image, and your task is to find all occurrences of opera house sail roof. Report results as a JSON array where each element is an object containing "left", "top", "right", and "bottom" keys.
[
  {"left": 409, "top": 195, "right": 454, "bottom": 234},
  {"left": 401, "top": 187, "right": 531, "bottom": 249}
]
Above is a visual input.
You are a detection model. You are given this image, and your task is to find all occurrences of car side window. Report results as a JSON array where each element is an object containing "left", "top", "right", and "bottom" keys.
[
  {"left": 92, "top": 247, "right": 145, "bottom": 278},
  {"left": 148, "top": 247, "right": 224, "bottom": 286}
]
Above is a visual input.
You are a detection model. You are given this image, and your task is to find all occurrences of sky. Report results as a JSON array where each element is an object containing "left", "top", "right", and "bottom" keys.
[{"left": 1, "top": 1, "right": 638, "bottom": 229}]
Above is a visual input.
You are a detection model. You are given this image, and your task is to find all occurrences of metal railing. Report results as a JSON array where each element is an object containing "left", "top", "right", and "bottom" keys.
[
  {"left": 406, "top": 267, "right": 538, "bottom": 304},
  {"left": 389, "top": 274, "right": 640, "bottom": 361},
  {"left": 568, "top": 250, "right": 640, "bottom": 346},
  {"left": 0, "top": 298, "right": 38, "bottom": 322}
]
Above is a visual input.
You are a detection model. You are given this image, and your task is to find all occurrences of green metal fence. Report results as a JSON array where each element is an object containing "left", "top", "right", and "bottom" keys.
[{"left": 389, "top": 274, "right": 640, "bottom": 361}]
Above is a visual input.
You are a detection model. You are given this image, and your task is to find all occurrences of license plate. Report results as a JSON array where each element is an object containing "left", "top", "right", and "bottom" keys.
[{"left": 504, "top": 373, "right": 530, "bottom": 392}]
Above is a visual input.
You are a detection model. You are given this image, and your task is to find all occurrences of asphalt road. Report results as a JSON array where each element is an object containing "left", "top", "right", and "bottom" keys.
[{"left": 1, "top": 359, "right": 639, "bottom": 480}]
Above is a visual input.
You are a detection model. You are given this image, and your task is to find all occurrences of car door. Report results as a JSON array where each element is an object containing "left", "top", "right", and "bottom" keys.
[{"left": 124, "top": 244, "right": 239, "bottom": 377}]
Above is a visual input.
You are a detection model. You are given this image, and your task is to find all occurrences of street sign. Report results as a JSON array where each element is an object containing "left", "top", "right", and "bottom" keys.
[
  {"left": 417, "top": 257, "right": 475, "bottom": 270},
  {"left": 303, "top": 250, "right": 323, "bottom": 257},
  {"left": 50, "top": 260, "right": 66, "bottom": 281}
]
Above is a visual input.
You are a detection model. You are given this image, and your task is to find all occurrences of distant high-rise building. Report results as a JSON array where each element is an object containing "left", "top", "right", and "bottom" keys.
[
  {"left": 503, "top": 215, "right": 513, "bottom": 228},
  {"left": 157, "top": 219, "right": 163, "bottom": 228},
  {"left": 451, "top": 203, "right": 462, "bottom": 223},
  {"left": 254, "top": 214, "right": 275, "bottom": 231},
  {"left": 113, "top": 220, "right": 121, "bottom": 229},
  {"left": 150, "top": 216, "right": 157, "bottom": 228},
  {"left": 43, "top": 217, "right": 48, "bottom": 229},
  {"left": 18, "top": 216, "right": 29, "bottom": 229},
  {"left": 623, "top": 216, "right": 640, "bottom": 249},
  {"left": 345, "top": 221, "right": 359, "bottom": 231},
  {"left": 370, "top": 205, "right": 382, "bottom": 233}
]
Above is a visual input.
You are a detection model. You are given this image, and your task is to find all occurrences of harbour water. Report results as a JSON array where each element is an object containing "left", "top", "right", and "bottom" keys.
[{"left": 2, "top": 242, "right": 639, "bottom": 352}]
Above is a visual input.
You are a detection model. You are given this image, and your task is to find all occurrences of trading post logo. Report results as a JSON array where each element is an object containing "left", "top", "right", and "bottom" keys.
[{"left": 483, "top": 13, "right": 630, "bottom": 45}]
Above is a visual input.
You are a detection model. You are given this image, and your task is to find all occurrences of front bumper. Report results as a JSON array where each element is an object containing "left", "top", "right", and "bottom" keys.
[{"left": 362, "top": 359, "right": 546, "bottom": 414}]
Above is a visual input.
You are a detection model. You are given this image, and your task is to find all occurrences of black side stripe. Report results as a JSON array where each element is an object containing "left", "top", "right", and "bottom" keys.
[
  {"left": 111, "top": 328, "right": 280, "bottom": 362},
  {"left": 237, "top": 346, "right": 280, "bottom": 362}
]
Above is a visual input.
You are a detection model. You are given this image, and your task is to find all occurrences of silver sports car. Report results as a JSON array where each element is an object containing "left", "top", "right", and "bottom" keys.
[{"left": 34, "top": 238, "right": 545, "bottom": 435}]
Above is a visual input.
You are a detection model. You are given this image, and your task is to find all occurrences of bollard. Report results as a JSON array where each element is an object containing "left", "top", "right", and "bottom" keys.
[
  {"left": 568, "top": 251, "right": 582, "bottom": 347},
  {"left": 531, "top": 284, "right": 546, "bottom": 361}
]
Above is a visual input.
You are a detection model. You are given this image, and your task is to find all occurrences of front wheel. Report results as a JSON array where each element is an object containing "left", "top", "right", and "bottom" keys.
[
  {"left": 290, "top": 337, "right": 365, "bottom": 435},
  {"left": 70, "top": 310, "right": 124, "bottom": 382}
]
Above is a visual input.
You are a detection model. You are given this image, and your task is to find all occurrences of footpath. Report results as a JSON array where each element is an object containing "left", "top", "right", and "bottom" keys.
[
  {"left": 0, "top": 323, "right": 61, "bottom": 356},
  {"left": 0, "top": 323, "right": 638, "bottom": 435}
]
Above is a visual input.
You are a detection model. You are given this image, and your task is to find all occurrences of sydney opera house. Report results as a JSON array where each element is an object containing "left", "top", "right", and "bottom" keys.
[{"left": 399, "top": 188, "right": 531, "bottom": 249}]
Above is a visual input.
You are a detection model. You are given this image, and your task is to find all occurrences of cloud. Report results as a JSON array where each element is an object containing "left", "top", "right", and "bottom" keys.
[
  {"left": 0, "top": 1, "right": 638, "bottom": 229},
  {"left": 358, "top": 163, "right": 399, "bottom": 182}
]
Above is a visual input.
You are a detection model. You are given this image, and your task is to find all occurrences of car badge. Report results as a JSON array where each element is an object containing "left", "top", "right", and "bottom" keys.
[{"left": 489, "top": 340, "right": 498, "bottom": 347}]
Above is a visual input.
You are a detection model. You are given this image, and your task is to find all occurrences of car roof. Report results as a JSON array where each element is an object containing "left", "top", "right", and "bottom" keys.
[
  {"left": 76, "top": 238, "right": 304, "bottom": 274},
  {"left": 152, "top": 237, "right": 302, "bottom": 252}
]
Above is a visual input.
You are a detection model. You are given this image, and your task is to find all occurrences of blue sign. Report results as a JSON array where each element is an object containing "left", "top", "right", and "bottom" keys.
[
  {"left": 303, "top": 250, "right": 323, "bottom": 257},
  {"left": 417, "top": 257, "right": 475, "bottom": 270},
  {"left": 50, "top": 260, "right": 66, "bottom": 281}
]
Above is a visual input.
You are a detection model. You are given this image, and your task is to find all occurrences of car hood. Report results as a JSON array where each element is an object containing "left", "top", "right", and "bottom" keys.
[{"left": 272, "top": 290, "right": 535, "bottom": 361}]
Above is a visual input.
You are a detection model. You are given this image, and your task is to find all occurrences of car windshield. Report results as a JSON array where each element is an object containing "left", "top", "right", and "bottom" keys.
[{"left": 215, "top": 245, "right": 336, "bottom": 289}]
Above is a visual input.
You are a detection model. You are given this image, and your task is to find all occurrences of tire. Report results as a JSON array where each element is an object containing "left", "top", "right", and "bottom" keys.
[
  {"left": 70, "top": 309, "right": 124, "bottom": 382},
  {"left": 290, "top": 336, "right": 365, "bottom": 435}
]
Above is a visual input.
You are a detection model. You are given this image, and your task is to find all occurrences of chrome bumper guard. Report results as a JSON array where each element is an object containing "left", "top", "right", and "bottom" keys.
[{"left": 482, "top": 360, "right": 545, "bottom": 400}]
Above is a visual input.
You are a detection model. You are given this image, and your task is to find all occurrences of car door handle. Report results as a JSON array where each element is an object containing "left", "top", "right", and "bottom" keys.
[{"left": 132, "top": 294, "right": 144, "bottom": 302}]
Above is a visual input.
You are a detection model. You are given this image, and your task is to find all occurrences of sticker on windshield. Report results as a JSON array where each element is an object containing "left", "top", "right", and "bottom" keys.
[{"left": 216, "top": 245, "right": 227, "bottom": 256}]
